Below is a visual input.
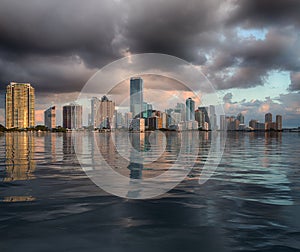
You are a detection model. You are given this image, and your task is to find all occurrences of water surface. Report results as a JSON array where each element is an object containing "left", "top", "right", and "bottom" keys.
[{"left": 1, "top": 131, "right": 300, "bottom": 252}]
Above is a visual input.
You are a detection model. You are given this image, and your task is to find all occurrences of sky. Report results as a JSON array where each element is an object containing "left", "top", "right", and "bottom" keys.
[{"left": 0, "top": 0, "right": 300, "bottom": 127}]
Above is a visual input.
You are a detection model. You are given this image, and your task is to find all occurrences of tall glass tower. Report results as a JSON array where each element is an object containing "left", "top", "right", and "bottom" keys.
[
  {"left": 5, "top": 82, "right": 35, "bottom": 129},
  {"left": 185, "top": 98, "right": 195, "bottom": 121},
  {"left": 130, "top": 77, "right": 143, "bottom": 118}
]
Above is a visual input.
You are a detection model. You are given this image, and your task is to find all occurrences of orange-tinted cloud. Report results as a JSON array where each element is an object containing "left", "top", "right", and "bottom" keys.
[{"left": 259, "top": 103, "right": 270, "bottom": 113}]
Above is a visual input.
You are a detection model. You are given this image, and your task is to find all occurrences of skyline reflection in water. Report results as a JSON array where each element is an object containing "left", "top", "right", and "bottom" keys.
[{"left": 0, "top": 132, "right": 299, "bottom": 252}]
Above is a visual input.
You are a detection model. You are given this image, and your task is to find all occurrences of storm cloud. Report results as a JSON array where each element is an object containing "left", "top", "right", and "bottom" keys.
[{"left": 0, "top": 0, "right": 300, "bottom": 92}]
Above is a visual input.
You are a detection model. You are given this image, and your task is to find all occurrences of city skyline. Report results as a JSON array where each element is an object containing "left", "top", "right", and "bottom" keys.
[
  {"left": 0, "top": 81, "right": 292, "bottom": 131},
  {"left": 0, "top": 1, "right": 300, "bottom": 127},
  {"left": 1, "top": 2, "right": 300, "bottom": 251}
]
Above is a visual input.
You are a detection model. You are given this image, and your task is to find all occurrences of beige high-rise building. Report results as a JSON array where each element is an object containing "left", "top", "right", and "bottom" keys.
[
  {"left": 276, "top": 115, "right": 283, "bottom": 131},
  {"left": 98, "top": 96, "right": 115, "bottom": 129},
  {"left": 5, "top": 82, "right": 35, "bottom": 129}
]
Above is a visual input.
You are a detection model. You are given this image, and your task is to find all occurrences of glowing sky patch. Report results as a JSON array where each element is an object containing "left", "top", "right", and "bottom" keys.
[{"left": 237, "top": 27, "right": 267, "bottom": 40}]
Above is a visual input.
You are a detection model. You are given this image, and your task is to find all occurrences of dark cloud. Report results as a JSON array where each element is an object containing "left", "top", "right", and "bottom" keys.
[
  {"left": 117, "top": 0, "right": 223, "bottom": 63},
  {"left": 0, "top": 0, "right": 120, "bottom": 57},
  {"left": 227, "top": 0, "right": 300, "bottom": 28},
  {"left": 0, "top": 0, "right": 299, "bottom": 95},
  {"left": 289, "top": 72, "right": 300, "bottom": 91}
]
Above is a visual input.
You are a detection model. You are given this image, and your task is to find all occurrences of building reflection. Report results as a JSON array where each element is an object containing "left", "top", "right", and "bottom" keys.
[
  {"left": 3, "top": 196, "right": 36, "bottom": 202},
  {"left": 4, "top": 132, "right": 35, "bottom": 182},
  {"left": 127, "top": 133, "right": 146, "bottom": 180},
  {"left": 262, "top": 131, "right": 282, "bottom": 168},
  {"left": 62, "top": 133, "right": 78, "bottom": 163},
  {"left": 44, "top": 133, "right": 57, "bottom": 162}
]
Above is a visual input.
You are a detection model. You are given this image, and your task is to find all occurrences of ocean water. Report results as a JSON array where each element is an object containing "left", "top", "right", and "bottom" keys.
[{"left": 0, "top": 131, "right": 300, "bottom": 252}]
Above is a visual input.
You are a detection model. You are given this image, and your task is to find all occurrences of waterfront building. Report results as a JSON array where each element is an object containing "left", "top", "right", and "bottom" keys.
[
  {"left": 249, "top": 119, "right": 258, "bottom": 130},
  {"left": 115, "top": 111, "right": 124, "bottom": 129},
  {"left": 237, "top": 113, "right": 245, "bottom": 124},
  {"left": 227, "top": 116, "right": 239, "bottom": 131},
  {"left": 161, "top": 112, "right": 168, "bottom": 129},
  {"left": 130, "top": 77, "right": 143, "bottom": 118},
  {"left": 170, "top": 111, "right": 182, "bottom": 125},
  {"left": 175, "top": 103, "right": 186, "bottom": 121},
  {"left": 90, "top": 97, "right": 100, "bottom": 128},
  {"left": 98, "top": 96, "right": 115, "bottom": 129},
  {"left": 63, "top": 104, "right": 82, "bottom": 130},
  {"left": 209, "top": 105, "right": 217, "bottom": 130},
  {"left": 195, "top": 109, "right": 205, "bottom": 129},
  {"left": 220, "top": 115, "right": 227, "bottom": 131},
  {"left": 5, "top": 82, "right": 35, "bottom": 129},
  {"left": 125, "top": 112, "right": 133, "bottom": 129},
  {"left": 276, "top": 115, "right": 282, "bottom": 131},
  {"left": 198, "top": 107, "right": 210, "bottom": 129},
  {"left": 265, "top": 113, "right": 272, "bottom": 123},
  {"left": 256, "top": 122, "right": 267, "bottom": 131},
  {"left": 186, "top": 98, "right": 195, "bottom": 121},
  {"left": 44, "top": 106, "right": 56, "bottom": 129},
  {"left": 129, "top": 118, "right": 145, "bottom": 132},
  {"left": 142, "top": 102, "right": 153, "bottom": 118}
]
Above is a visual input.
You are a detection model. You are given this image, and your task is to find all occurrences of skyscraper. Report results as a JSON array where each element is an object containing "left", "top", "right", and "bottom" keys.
[
  {"left": 90, "top": 97, "right": 100, "bottom": 128},
  {"left": 44, "top": 106, "right": 56, "bottom": 129},
  {"left": 99, "top": 95, "right": 115, "bottom": 129},
  {"left": 130, "top": 77, "right": 143, "bottom": 118},
  {"left": 195, "top": 109, "right": 204, "bottom": 129},
  {"left": 237, "top": 113, "right": 245, "bottom": 124},
  {"left": 185, "top": 98, "right": 195, "bottom": 121},
  {"left": 265, "top": 113, "right": 272, "bottom": 123},
  {"left": 220, "top": 115, "right": 227, "bottom": 131},
  {"left": 209, "top": 105, "right": 217, "bottom": 130},
  {"left": 142, "top": 102, "right": 153, "bottom": 118},
  {"left": 175, "top": 103, "right": 186, "bottom": 121},
  {"left": 198, "top": 107, "right": 210, "bottom": 129},
  {"left": 265, "top": 112, "right": 273, "bottom": 130},
  {"left": 249, "top": 119, "right": 258, "bottom": 129},
  {"left": 63, "top": 104, "right": 82, "bottom": 129},
  {"left": 125, "top": 112, "right": 133, "bottom": 129},
  {"left": 5, "top": 82, "right": 35, "bottom": 129},
  {"left": 276, "top": 115, "right": 282, "bottom": 131}
]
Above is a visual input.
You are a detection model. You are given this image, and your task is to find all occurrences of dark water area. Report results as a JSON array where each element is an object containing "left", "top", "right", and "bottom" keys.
[{"left": 0, "top": 131, "right": 300, "bottom": 252}]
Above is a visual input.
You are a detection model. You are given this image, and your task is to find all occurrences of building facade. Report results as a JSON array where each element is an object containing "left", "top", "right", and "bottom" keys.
[
  {"left": 98, "top": 96, "right": 115, "bottom": 129},
  {"left": 209, "top": 105, "right": 217, "bottom": 130},
  {"left": 220, "top": 115, "right": 227, "bottom": 131},
  {"left": 63, "top": 104, "right": 82, "bottom": 129},
  {"left": 129, "top": 118, "right": 145, "bottom": 132},
  {"left": 276, "top": 115, "right": 282, "bottom": 131},
  {"left": 44, "top": 106, "right": 56, "bottom": 129},
  {"left": 90, "top": 97, "right": 100, "bottom": 128},
  {"left": 265, "top": 113, "right": 272, "bottom": 123},
  {"left": 130, "top": 77, "right": 143, "bottom": 118},
  {"left": 195, "top": 109, "right": 205, "bottom": 129},
  {"left": 185, "top": 98, "right": 195, "bottom": 121},
  {"left": 237, "top": 113, "right": 245, "bottom": 124},
  {"left": 5, "top": 82, "right": 35, "bottom": 129},
  {"left": 198, "top": 107, "right": 210, "bottom": 129},
  {"left": 125, "top": 112, "right": 133, "bottom": 129}
]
